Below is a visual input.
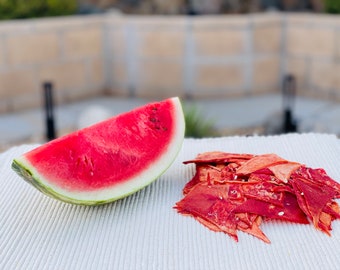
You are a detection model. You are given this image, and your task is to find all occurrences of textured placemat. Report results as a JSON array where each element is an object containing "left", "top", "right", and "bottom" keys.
[{"left": 1, "top": 133, "right": 340, "bottom": 270}]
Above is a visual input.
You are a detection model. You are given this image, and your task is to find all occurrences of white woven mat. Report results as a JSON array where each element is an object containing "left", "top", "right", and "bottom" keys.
[{"left": 1, "top": 133, "right": 340, "bottom": 270}]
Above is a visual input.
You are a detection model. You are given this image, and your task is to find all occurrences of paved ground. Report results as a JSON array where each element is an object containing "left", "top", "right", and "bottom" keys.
[{"left": 1, "top": 94, "right": 339, "bottom": 152}]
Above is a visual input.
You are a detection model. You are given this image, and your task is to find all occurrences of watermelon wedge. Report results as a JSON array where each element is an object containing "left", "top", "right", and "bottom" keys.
[{"left": 12, "top": 97, "right": 185, "bottom": 205}]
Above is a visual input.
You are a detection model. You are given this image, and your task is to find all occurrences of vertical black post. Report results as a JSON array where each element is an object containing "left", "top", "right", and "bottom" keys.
[
  {"left": 43, "top": 82, "right": 56, "bottom": 141},
  {"left": 282, "top": 74, "right": 297, "bottom": 133}
]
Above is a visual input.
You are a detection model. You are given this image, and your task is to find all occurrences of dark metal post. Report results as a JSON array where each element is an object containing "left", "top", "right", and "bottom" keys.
[
  {"left": 43, "top": 82, "right": 56, "bottom": 141},
  {"left": 282, "top": 74, "right": 297, "bottom": 133}
]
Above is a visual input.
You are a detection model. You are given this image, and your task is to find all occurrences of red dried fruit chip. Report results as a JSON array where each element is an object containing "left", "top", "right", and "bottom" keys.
[
  {"left": 240, "top": 181, "right": 286, "bottom": 207},
  {"left": 268, "top": 162, "right": 302, "bottom": 183},
  {"left": 238, "top": 215, "right": 271, "bottom": 244},
  {"left": 175, "top": 151, "right": 340, "bottom": 244},
  {"left": 183, "top": 152, "right": 254, "bottom": 165},
  {"left": 318, "top": 211, "right": 333, "bottom": 236},
  {"left": 306, "top": 167, "right": 340, "bottom": 198},
  {"left": 174, "top": 183, "right": 241, "bottom": 242},
  {"left": 236, "top": 154, "right": 287, "bottom": 176},
  {"left": 233, "top": 193, "right": 309, "bottom": 224},
  {"left": 323, "top": 201, "right": 340, "bottom": 220},
  {"left": 291, "top": 175, "right": 337, "bottom": 231}
]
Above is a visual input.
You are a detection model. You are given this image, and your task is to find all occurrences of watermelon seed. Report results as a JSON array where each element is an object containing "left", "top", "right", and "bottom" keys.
[{"left": 278, "top": 211, "right": 284, "bottom": 216}]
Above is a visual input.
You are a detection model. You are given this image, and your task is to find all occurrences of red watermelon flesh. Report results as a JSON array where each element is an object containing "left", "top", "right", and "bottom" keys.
[{"left": 12, "top": 97, "right": 185, "bottom": 205}]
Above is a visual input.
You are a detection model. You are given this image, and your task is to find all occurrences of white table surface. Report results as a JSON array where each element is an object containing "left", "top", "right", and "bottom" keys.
[{"left": 1, "top": 133, "right": 340, "bottom": 270}]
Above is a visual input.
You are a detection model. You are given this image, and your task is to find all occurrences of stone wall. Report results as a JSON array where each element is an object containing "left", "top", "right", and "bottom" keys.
[
  {"left": 283, "top": 14, "right": 340, "bottom": 100},
  {"left": 0, "top": 12, "right": 339, "bottom": 113},
  {"left": 107, "top": 14, "right": 281, "bottom": 99},
  {"left": 0, "top": 15, "right": 106, "bottom": 113}
]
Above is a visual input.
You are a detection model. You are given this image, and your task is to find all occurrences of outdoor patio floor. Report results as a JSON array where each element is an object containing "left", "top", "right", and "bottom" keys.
[{"left": 1, "top": 94, "right": 339, "bottom": 152}]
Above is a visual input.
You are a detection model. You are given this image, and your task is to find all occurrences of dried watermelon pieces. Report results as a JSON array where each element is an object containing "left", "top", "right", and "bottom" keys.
[{"left": 174, "top": 152, "right": 340, "bottom": 243}]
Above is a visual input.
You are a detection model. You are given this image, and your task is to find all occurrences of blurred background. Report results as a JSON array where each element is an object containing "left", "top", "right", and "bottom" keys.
[{"left": 1, "top": 0, "right": 340, "bottom": 151}]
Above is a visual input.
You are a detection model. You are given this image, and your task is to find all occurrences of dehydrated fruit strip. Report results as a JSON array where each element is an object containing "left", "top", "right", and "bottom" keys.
[
  {"left": 176, "top": 151, "right": 340, "bottom": 244},
  {"left": 183, "top": 152, "right": 254, "bottom": 165},
  {"left": 174, "top": 183, "right": 241, "bottom": 242},
  {"left": 291, "top": 174, "right": 337, "bottom": 233},
  {"left": 233, "top": 193, "right": 309, "bottom": 224},
  {"left": 268, "top": 162, "right": 302, "bottom": 183},
  {"left": 236, "top": 154, "right": 288, "bottom": 176},
  {"left": 237, "top": 215, "right": 270, "bottom": 244}
]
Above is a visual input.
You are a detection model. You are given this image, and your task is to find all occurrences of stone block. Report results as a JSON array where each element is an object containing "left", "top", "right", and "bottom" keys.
[
  {"left": 253, "top": 57, "right": 280, "bottom": 87},
  {"left": 0, "top": 21, "right": 32, "bottom": 36},
  {"left": 63, "top": 27, "right": 103, "bottom": 58},
  {"left": 0, "top": 39, "right": 5, "bottom": 67},
  {"left": 10, "top": 92, "right": 42, "bottom": 112},
  {"left": 193, "top": 29, "right": 246, "bottom": 56},
  {"left": 286, "top": 13, "right": 340, "bottom": 27},
  {"left": 138, "top": 30, "right": 185, "bottom": 58},
  {"left": 196, "top": 63, "right": 244, "bottom": 89},
  {"left": 334, "top": 29, "right": 340, "bottom": 61},
  {"left": 253, "top": 25, "right": 281, "bottom": 54},
  {"left": 38, "top": 61, "right": 87, "bottom": 93},
  {"left": 252, "top": 13, "right": 282, "bottom": 26},
  {"left": 33, "top": 15, "right": 104, "bottom": 31},
  {"left": 285, "top": 13, "right": 315, "bottom": 26},
  {"left": 0, "top": 70, "right": 37, "bottom": 98},
  {"left": 137, "top": 60, "right": 184, "bottom": 98},
  {"left": 286, "top": 27, "right": 335, "bottom": 57},
  {"left": 129, "top": 16, "right": 186, "bottom": 29},
  {"left": 110, "top": 29, "right": 127, "bottom": 58},
  {"left": 62, "top": 86, "right": 103, "bottom": 103},
  {"left": 111, "top": 60, "right": 128, "bottom": 95},
  {"left": 7, "top": 33, "right": 60, "bottom": 66},
  {"left": 310, "top": 60, "right": 338, "bottom": 91},
  {"left": 88, "top": 58, "right": 105, "bottom": 87},
  {"left": 191, "top": 15, "right": 249, "bottom": 29}
]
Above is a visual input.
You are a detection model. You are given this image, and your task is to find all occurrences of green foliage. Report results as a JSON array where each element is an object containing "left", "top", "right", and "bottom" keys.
[
  {"left": 324, "top": 0, "right": 340, "bottom": 14},
  {"left": 0, "top": 0, "right": 77, "bottom": 20},
  {"left": 46, "top": 0, "right": 77, "bottom": 16},
  {"left": 183, "top": 104, "right": 219, "bottom": 138}
]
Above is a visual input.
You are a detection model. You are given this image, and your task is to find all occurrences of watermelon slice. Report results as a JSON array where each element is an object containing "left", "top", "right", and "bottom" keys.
[{"left": 12, "top": 97, "right": 185, "bottom": 205}]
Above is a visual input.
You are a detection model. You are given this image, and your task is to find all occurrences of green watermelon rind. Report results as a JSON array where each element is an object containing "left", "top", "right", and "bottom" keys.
[
  {"left": 12, "top": 159, "right": 109, "bottom": 205},
  {"left": 11, "top": 97, "right": 185, "bottom": 205}
]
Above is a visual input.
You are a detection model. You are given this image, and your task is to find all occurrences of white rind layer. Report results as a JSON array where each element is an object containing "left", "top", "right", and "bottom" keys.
[{"left": 12, "top": 97, "right": 185, "bottom": 205}]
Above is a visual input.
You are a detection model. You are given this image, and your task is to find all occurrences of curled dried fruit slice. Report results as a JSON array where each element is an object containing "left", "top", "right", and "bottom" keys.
[{"left": 175, "top": 151, "right": 340, "bottom": 243}]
